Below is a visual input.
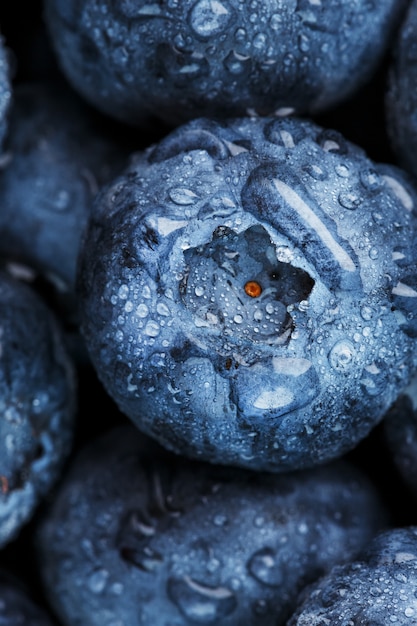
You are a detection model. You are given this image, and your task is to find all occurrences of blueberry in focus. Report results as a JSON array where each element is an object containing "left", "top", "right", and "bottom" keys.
[
  {"left": 78, "top": 115, "right": 417, "bottom": 472},
  {"left": 387, "top": 0, "right": 417, "bottom": 180},
  {"left": 44, "top": 0, "right": 406, "bottom": 127},
  {"left": 0, "top": 32, "right": 11, "bottom": 152},
  {"left": 37, "top": 425, "right": 385, "bottom": 626},
  {"left": 287, "top": 526, "right": 417, "bottom": 625},
  {"left": 0, "top": 569, "right": 54, "bottom": 625},
  {"left": 0, "top": 270, "right": 76, "bottom": 548},
  {"left": 0, "top": 81, "right": 130, "bottom": 293}
]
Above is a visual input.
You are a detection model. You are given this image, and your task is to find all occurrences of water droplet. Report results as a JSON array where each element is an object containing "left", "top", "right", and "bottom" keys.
[
  {"left": 335, "top": 164, "right": 350, "bottom": 178},
  {"left": 169, "top": 187, "right": 199, "bottom": 205},
  {"left": 144, "top": 320, "right": 160, "bottom": 337},
  {"left": 247, "top": 548, "right": 283, "bottom": 587},
  {"left": 338, "top": 191, "right": 362, "bottom": 210},
  {"left": 213, "top": 514, "right": 228, "bottom": 527},
  {"left": 189, "top": 0, "right": 232, "bottom": 38},
  {"left": 233, "top": 314, "right": 243, "bottom": 324},
  {"left": 136, "top": 303, "right": 149, "bottom": 318},
  {"left": 368, "top": 247, "right": 379, "bottom": 260},
  {"left": 87, "top": 569, "right": 109, "bottom": 594},
  {"left": 157, "top": 302, "right": 170, "bottom": 316},
  {"left": 329, "top": 340, "right": 355, "bottom": 371},
  {"left": 224, "top": 50, "right": 251, "bottom": 75},
  {"left": 253, "top": 33, "right": 267, "bottom": 49},
  {"left": 118, "top": 284, "right": 129, "bottom": 299},
  {"left": 304, "top": 163, "right": 327, "bottom": 180},
  {"left": 167, "top": 576, "right": 237, "bottom": 623},
  {"left": 54, "top": 189, "right": 70, "bottom": 211},
  {"left": 195, "top": 285, "right": 205, "bottom": 296}
]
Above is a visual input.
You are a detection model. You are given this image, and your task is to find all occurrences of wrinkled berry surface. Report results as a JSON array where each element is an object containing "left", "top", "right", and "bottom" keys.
[
  {"left": 79, "top": 116, "right": 417, "bottom": 472},
  {"left": 44, "top": 0, "right": 405, "bottom": 127},
  {"left": 38, "top": 425, "right": 384, "bottom": 626},
  {"left": 288, "top": 526, "right": 417, "bottom": 624},
  {"left": 0, "top": 270, "right": 76, "bottom": 548}
]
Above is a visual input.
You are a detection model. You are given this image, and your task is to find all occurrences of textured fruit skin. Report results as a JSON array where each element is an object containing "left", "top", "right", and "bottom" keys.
[
  {"left": 288, "top": 526, "right": 417, "bottom": 625},
  {"left": 0, "top": 82, "right": 128, "bottom": 291},
  {"left": 0, "top": 35, "right": 11, "bottom": 151},
  {"left": 384, "top": 374, "right": 417, "bottom": 498},
  {"left": 0, "top": 570, "right": 54, "bottom": 625},
  {"left": 78, "top": 116, "right": 417, "bottom": 472},
  {"left": 37, "top": 425, "right": 385, "bottom": 626},
  {"left": 0, "top": 271, "right": 76, "bottom": 548},
  {"left": 387, "top": 0, "right": 417, "bottom": 180},
  {"left": 44, "top": 0, "right": 405, "bottom": 127}
]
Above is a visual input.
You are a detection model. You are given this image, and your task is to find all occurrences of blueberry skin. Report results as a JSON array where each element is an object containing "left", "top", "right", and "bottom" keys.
[
  {"left": 288, "top": 526, "right": 417, "bottom": 625},
  {"left": 78, "top": 116, "right": 417, "bottom": 472},
  {"left": 383, "top": 374, "right": 417, "bottom": 498},
  {"left": 0, "top": 81, "right": 129, "bottom": 292},
  {"left": 0, "top": 270, "right": 76, "bottom": 548},
  {"left": 0, "top": 34, "right": 11, "bottom": 151},
  {"left": 387, "top": 0, "right": 417, "bottom": 180},
  {"left": 44, "top": 0, "right": 405, "bottom": 127},
  {"left": 37, "top": 425, "right": 385, "bottom": 626},
  {"left": 0, "top": 570, "right": 54, "bottom": 625}
]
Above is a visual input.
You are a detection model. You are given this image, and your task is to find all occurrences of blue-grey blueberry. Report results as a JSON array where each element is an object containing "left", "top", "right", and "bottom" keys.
[
  {"left": 37, "top": 425, "right": 385, "bottom": 626},
  {"left": 0, "top": 270, "right": 76, "bottom": 548},
  {"left": 288, "top": 526, "right": 417, "bottom": 625},
  {"left": 78, "top": 116, "right": 417, "bottom": 472},
  {"left": 44, "top": 0, "right": 406, "bottom": 127},
  {"left": 0, "top": 81, "right": 130, "bottom": 292}
]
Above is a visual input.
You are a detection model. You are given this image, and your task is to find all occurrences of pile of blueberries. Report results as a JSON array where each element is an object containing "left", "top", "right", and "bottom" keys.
[{"left": 2, "top": 0, "right": 417, "bottom": 624}]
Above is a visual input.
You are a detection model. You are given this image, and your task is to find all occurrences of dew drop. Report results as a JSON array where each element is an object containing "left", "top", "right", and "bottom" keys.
[
  {"left": 87, "top": 569, "right": 109, "bottom": 594},
  {"left": 338, "top": 191, "right": 362, "bottom": 210},
  {"left": 189, "top": 0, "right": 231, "bottom": 37},
  {"left": 167, "top": 576, "right": 237, "bottom": 623},
  {"left": 157, "top": 302, "right": 170, "bottom": 316},
  {"left": 169, "top": 187, "right": 199, "bottom": 205},
  {"left": 247, "top": 548, "right": 283, "bottom": 587},
  {"left": 329, "top": 340, "right": 355, "bottom": 371},
  {"left": 144, "top": 320, "right": 160, "bottom": 337},
  {"left": 118, "top": 284, "right": 129, "bottom": 299},
  {"left": 136, "top": 303, "right": 149, "bottom": 318}
]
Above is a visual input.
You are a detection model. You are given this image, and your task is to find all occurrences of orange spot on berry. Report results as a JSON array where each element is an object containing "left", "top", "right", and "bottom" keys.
[
  {"left": 0, "top": 476, "right": 9, "bottom": 495},
  {"left": 244, "top": 280, "right": 262, "bottom": 298}
]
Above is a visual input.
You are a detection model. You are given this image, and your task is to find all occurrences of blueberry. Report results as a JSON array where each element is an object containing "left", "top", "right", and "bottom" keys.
[
  {"left": 78, "top": 116, "right": 417, "bottom": 472},
  {"left": 387, "top": 0, "right": 417, "bottom": 180},
  {"left": 44, "top": 0, "right": 405, "bottom": 127},
  {"left": 287, "top": 526, "right": 417, "bottom": 625},
  {"left": 0, "top": 569, "right": 54, "bottom": 625},
  {"left": 383, "top": 373, "right": 417, "bottom": 499},
  {"left": 0, "top": 270, "right": 76, "bottom": 548},
  {"left": 0, "top": 81, "right": 129, "bottom": 292},
  {"left": 0, "top": 32, "right": 11, "bottom": 152},
  {"left": 37, "top": 425, "right": 385, "bottom": 626}
]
